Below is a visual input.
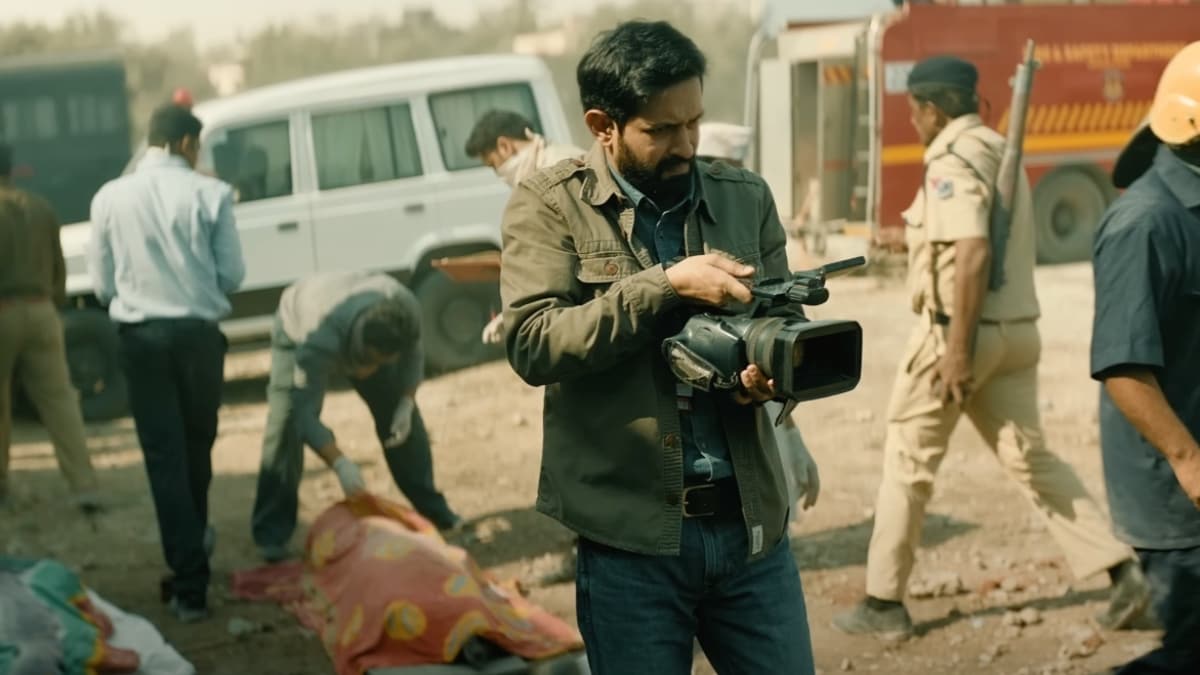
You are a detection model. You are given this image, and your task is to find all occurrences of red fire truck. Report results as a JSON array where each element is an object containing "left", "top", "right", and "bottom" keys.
[{"left": 755, "top": 1, "right": 1200, "bottom": 263}]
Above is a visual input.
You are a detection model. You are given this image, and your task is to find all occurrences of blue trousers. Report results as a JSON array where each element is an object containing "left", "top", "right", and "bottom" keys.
[
  {"left": 118, "top": 319, "right": 226, "bottom": 607},
  {"left": 576, "top": 516, "right": 815, "bottom": 675},
  {"left": 1116, "top": 545, "right": 1200, "bottom": 674}
]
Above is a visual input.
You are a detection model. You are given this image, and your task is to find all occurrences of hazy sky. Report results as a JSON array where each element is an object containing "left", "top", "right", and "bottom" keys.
[{"left": 5, "top": 0, "right": 893, "bottom": 46}]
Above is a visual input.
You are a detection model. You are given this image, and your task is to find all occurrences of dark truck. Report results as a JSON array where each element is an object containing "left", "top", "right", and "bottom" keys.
[{"left": 2, "top": 51, "right": 133, "bottom": 421}]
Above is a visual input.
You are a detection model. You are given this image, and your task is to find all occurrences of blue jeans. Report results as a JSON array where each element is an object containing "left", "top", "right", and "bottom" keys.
[
  {"left": 576, "top": 517, "right": 815, "bottom": 675},
  {"left": 1116, "top": 546, "right": 1200, "bottom": 674}
]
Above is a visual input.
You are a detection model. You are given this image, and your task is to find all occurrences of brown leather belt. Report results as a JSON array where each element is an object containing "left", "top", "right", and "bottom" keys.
[
  {"left": 682, "top": 479, "right": 741, "bottom": 519},
  {"left": 0, "top": 294, "right": 48, "bottom": 310}
]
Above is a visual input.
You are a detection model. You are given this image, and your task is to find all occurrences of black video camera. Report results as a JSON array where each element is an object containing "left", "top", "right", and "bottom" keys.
[{"left": 661, "top": 256, "right": 865, "bottom": 424}]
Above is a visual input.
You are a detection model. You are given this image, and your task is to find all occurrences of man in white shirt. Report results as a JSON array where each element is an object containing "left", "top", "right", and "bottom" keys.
[{"left": 89, "top": 103, "right": 246, "bottom": 623}]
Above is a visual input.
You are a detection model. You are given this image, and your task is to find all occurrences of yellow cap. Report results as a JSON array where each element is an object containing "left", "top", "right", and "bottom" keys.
[{"left": 1149, "top": 41, "right": 1200, "bottom": 145}]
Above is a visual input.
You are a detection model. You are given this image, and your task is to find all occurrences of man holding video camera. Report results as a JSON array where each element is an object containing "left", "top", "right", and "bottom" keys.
[{"left": 499, "top": 19, "right": 814, "bottom": 675}]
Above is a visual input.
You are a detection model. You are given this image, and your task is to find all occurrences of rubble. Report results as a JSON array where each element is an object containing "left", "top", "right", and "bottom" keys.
[
  {"left": 840, "top": 657, "right": 855, "bottom": 671},
  {"left": 907, "top": 572, "right": 966, "bottom": 599},
  {"left": 998, "top": 624, "right": 1022, "bottom": 640},
  {"left": 1002, "top": 607, "right": 1043, "bottom": 627},
  {"left": 1059, "top": 624, "right": 1104, "bottom": 660},
  {"left": 978, "top": 641, "right": 1006, "bottom": 665}
]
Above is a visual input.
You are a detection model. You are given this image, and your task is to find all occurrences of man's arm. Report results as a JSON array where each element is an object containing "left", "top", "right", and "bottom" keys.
[
  {"left": 290, "top": 344, "right": 338, "bottom": 462},
  {"left": 86, "top": 190, "right": 116, "bottom": 305},
  {"left": 211, "top": 187, "right": 246, "bottom": 294},
  {"left": 1091, "top": 205, "right": 1197, "bottom": 506},
  {"left": 925, "top": 157, "right": 994, "bottom": 404},
  {"left": 500, "top": 181, "right": 684, "bottom": 386},
  {"left": 38, "top": 198, "right": 67, "bottom": 307},
  {"left": 948, "top": 238, "right": 990, "bottom": 358},
  {"left": 1103, "top": 371, "right": 1200, "bottom": 508},
  {"left": 392, "top": 286, "right": 424, "bottom": 398}
]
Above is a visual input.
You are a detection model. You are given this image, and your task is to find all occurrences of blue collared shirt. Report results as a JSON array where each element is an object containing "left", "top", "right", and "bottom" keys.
[
  {"left": 89, "top": 148, "right": 246, "bottom": 323},
  {"left": 609, "top": 166, "right": 734, "bottom": 482},
  {"left": 1091, "top": 145, "right": 1200, "bottom": 550}
]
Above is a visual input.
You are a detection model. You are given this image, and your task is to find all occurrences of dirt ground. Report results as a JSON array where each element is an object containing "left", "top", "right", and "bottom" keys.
[{"left": 1, "top": 250, "right": 1163, "bottom": 675}]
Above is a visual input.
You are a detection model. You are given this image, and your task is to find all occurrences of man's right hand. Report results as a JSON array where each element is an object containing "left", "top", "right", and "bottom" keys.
[
  {"left": 1169, "top": 451, "right": 1200, "bottom": 510},
  {"left": 665, "top": 254, "right": 755, "bottom": 307},
  {"left": 332, "top": 456, "right": 367, "bottom": 497}
]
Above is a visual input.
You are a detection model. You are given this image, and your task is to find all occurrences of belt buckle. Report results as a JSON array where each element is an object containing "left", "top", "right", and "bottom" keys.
[{"left": 682, "top": 483, "right": 717, "bottom": 518}]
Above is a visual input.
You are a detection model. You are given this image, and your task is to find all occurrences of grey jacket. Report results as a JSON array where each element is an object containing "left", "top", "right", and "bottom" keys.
[{"left": 275, "top": 271, "right": 423, "bottom": 450}]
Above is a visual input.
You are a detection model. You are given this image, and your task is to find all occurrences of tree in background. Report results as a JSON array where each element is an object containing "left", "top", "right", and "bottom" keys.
[
  {"left": 0, "top": 12, "right": 216, "bottom": 144},
  {"left": 0, "top": 0, "right": 757, "bottom": 149}
]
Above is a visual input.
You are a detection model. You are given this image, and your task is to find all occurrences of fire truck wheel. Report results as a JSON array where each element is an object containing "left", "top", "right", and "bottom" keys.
[{"left": 1033, "top": 169, "right": 1111, "bottom": 264}]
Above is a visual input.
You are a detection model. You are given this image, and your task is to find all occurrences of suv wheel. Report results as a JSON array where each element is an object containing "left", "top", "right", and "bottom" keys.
[{"left": 414, "top": 271, "right": 503, "bottom": 374}]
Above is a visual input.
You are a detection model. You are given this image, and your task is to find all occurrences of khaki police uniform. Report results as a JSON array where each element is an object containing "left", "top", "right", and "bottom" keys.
[
  {"left": 0, "top": 180, "right": 98, "bottom": 501},
  {"left": 864, "top": 114, "right": 1133, "bottom": 601}
]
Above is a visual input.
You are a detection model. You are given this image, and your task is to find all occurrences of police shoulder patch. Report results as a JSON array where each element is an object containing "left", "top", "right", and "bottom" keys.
[{"left": 929, "top": 176, "right": 955, "bottom": 200}]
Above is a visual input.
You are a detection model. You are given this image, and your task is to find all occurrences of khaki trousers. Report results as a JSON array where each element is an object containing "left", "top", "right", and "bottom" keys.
[
  {"left": 865, "top": 316, "right": 1131, "bottom": 601},
  {"left": 0, "top": 299, "right": 97, "bottom": 497}
]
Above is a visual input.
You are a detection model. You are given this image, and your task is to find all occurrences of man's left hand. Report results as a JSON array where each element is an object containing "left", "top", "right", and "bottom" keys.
[
  {"left": 734, "top": 364, "right": 775, "bottom": 405},
  {"left": 933, "top": 349, "right": 973, "bottom": 405},
  {"left": 384, "top": 397, "right": 416, "bottom": 448}
]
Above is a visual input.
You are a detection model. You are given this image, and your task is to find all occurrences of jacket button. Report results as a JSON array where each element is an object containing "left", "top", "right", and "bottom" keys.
[
  {"left": 667, "top": 493, "right": 681, "bottom": 506},
  {"left": 603, "top": 262, "right": 618, "bottom": 275},
  {"left": 663, "top": 432, "right": 679, "bottom": 447}
]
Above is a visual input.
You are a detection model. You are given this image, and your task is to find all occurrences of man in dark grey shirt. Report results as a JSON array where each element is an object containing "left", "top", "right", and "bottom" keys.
[
  {"left": 1090, "top": 41, "right": 1200, "bottom": 674},
  {"left": 251, "top": 271, "right": 461, "bottom": 561}
]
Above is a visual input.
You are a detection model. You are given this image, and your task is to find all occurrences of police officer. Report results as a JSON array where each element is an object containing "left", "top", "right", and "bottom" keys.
[
  {"left": 0, "top": 143, "right": 101, "bottom": 512},
  {"left": 1091, "top": 41, "right": 1200, "bottom": 673},
  {"left": 834, "top": 56, "right": 1147, "bottom": 639}
]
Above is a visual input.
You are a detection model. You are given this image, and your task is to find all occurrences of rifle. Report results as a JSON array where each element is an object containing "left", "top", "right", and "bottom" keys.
[{"left": 989, "top": 40, "right": 1039, "bottom": 290}]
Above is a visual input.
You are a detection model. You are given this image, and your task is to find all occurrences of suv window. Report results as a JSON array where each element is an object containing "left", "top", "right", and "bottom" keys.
[
  {"left": 312, "top": 103, "right": 422, "bottom": 190},
  {"left": 210, "top": 120, "right": 292, "bottom": 203},
  {"left": 429, "top": 83, "right": 541, "bottom": 171}
]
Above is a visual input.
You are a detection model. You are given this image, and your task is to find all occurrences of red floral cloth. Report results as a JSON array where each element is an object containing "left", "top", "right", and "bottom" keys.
[{"left": 231, "top": 495, "right": 582, "bottom": 675}]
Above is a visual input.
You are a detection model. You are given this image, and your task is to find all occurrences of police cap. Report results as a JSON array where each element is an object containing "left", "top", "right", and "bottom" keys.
[{"left": 907, "top": 56, "right": 978, "bottom": 93}]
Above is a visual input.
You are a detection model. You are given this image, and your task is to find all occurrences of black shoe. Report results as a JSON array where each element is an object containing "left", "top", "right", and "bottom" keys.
[
  {"left": 168, "top": 596, "right": 211, "bottom": 624},
  {"left": 833, "top": 598, "right": 914, "bottom": 641},
  {"left": 1096, "top": 560, "right": 1151, "bottom": 630}
]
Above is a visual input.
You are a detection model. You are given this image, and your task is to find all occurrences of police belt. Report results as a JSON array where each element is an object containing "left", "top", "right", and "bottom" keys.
[
  {"left": 0, "top": 293, "right": 48, "bottom": 310},
  {"left": 932, "top": 311, "right": 997, "bottom": 326},
  {"left": 930, "top": 311, "right": 1032, "bottom": 327},
  {"left": 681, "top": 478, "right": 741, "bottom": 519}
]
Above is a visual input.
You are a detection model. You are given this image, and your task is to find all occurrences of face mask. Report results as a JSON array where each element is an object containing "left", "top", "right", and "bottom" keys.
[{"left": 494, "top": 139, "right": 541, "bottom": 188}]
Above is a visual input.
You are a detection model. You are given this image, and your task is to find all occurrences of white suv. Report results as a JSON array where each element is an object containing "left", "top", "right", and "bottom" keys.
[{"left": 56, "top": 54, "right": 574, "bottom": 420}]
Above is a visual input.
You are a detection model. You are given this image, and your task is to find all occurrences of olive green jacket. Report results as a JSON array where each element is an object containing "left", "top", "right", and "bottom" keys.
[{"left": 500, "top": 142, "right": 797, "bottom": 559}]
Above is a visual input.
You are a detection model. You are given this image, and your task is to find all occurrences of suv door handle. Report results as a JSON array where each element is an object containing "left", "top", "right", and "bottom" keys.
[
  {"left": 276, "top": 221, "right": 299, "bottom": 232},
  {"left": 404, "top": 203, "right": 425, "bottom": 214}
]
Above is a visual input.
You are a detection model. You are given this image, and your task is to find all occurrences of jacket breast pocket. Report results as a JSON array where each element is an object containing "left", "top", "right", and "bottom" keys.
[{"left": 576, "top": 254, "right": 642, "bottom": 297}]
